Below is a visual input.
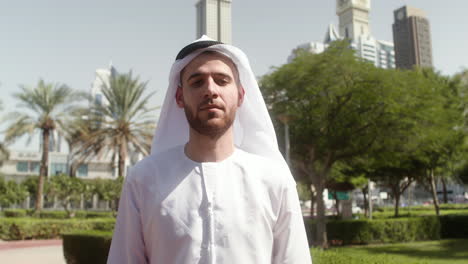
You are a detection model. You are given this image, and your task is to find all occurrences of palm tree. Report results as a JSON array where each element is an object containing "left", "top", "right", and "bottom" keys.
[
  {"left": 4, "top": 80, "right": 82, "bottom": 211},
  {"left": 75, "top": 71, "right": 157, "bottom": 178},
  {"left": 0, "top": 100, "right": 10, "bottom": 165}
]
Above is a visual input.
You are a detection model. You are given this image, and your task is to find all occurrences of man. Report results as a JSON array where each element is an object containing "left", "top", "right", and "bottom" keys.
[{"left": 107, "top": 36, "right": 312, "bottom": 264}]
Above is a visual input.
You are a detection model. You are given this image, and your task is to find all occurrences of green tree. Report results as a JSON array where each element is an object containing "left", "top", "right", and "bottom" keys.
[
  {"left": 94, "top": 177, "right": 124, "bottom": 214},
  {"left": 74, "top": 71, "right": 157, "bottom": 178},
  {"left": 391, "top": 68, "right": 465, "bottom": 216},
  {"left": 48, "top": 175, "right": 84, "bottom": 217},
  {"left": 0, "top": 177, "right": 28, "bottom": 209},
  {"left": 0, "top": 100, "right": 9, "bottom": 165},
  {"left": 4, "top": 80, "right": 82, "bottom": 211},
  {"left": 261, "top": 41, "right": 401, "bottom": 247}
]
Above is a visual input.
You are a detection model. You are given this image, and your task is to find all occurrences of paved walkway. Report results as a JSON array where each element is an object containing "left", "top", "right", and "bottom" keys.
[{"left": 0, "top": 239, "right": 65, "bottom": 264}]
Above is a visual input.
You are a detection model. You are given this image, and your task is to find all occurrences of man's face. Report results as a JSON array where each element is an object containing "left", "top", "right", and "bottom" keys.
[{"left": 176, "top": 52, "right": 244, "bottom": 138}]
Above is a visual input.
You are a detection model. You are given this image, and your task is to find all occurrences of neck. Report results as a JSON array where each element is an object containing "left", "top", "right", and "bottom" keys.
[{"left": 185, "top": 127, "right": 235, "bottom": 162}]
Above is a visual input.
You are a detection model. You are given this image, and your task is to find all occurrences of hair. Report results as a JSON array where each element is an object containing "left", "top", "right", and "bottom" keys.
[{"left": 179, "top": 51, "right": 242, "bottom": 88}]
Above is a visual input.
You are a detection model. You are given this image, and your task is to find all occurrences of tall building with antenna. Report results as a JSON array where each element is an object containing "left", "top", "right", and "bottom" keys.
[{"left": 195, "top": 0, "right": 232, "bottom": 44}]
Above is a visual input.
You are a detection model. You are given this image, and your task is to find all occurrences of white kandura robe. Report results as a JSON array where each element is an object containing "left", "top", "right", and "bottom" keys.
[{"left": 107, "top": 145, "right": 312, "bottom": 264}]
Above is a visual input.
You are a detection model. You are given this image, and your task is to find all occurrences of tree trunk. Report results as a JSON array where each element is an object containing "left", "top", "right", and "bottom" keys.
[
  {"left": 69, "top": 163, "right": 78, "bottom": 178},
  {"left": 394, "top": 190, "right": 401, "bottom": 218},
  {"left": 429, "top": 168, "right": 440, "bottom": 216},
  {"left": 36, "top": 129, "right": 50, "bottom": 211},
  {"left": 362, "top": 186, "right": 368, "bottom": 217},
  {"left": 441, "top": 177, "right": 448, "bottom": 204},
  {"left": 314, "top": 177, "right": 328, "bottom": 248},
  {"left": 333, "top": 191, "right": 341, "bottom": 218},
  {"left": 118, "top": 143, "right": 127, "bottom": 178}
]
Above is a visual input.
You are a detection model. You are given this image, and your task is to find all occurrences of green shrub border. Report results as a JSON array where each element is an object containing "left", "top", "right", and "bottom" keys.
[
  {"left": 1, "top": 209, "right": 113, "bottom": 219},
  {"left": 63, "top": 230, "right": 112, "bottom": 264},
  {"left": 0, "top": 218, "right": 115, "bottom": 240},
  {"left": 304, "top": 215, "right": 468, "bottom": 246}
]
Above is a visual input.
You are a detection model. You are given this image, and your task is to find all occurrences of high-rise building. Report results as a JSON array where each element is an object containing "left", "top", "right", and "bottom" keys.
[
  {"left": 196, "top": 0, "right": 232, "bottom": 44},
  {"left": 336, "top": 0, "right": 371, "bottom": 41},
  {"left": 289, "top": 0, "right": 395, "bottom": 69},
  {"left": 392, "top": 6, "right": 433, "bottom": 69},
  {"left": 90, "top": 63, "right": 117, "bottom": 108}
]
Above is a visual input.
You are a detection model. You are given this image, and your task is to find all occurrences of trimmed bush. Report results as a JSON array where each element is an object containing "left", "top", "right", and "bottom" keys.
[
  {"left": 439, "top": 215, "right": 468, "bottom": 239},
  {"left": 305, "top": 216, "right": 440, "bottom": 246},
  {"left": 38, "top": 210, "right": 69, "bottom": 219},
  {"left": 1, "top": 210, "right": 115, "bottom": 219},
  {"left": 3, "top": 209, "right": 28, "bottom": 218},
  {"left": 0, "top": 218, "right": 115, "bottom": 240},
  {"left": 63, "top": 230, "right": 112, "bottom": 264}
]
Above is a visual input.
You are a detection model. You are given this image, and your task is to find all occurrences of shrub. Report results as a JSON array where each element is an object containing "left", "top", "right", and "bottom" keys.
[
  {"left": 305, "top": 216, "right": 440, "bottom": 246},
  {"left": 439, "top": 215, "right": 468, "bottom": 239},
  {"left": 0, "top": 218, "right": 115, "bottom": 240},
  {"left": 63, "top": 230, "right": 112, "bottom": 264},
  {"left": 84, "top": 211, "right": 114, "bottom": 219},
  {"left": 38, "top": 210, "right": 69, "bottom": 219},
  {"left": 3, "top": 209, "right": 28, "bottom": 218}
]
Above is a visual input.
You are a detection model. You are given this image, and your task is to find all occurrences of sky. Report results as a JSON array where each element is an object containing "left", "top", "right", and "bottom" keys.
[{"left": 1, "top": 0, "right": 467, "bottom": 151}]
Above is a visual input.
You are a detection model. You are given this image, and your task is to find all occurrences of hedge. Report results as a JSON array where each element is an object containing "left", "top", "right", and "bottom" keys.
[
  {"left": 305, "top": 216, "right": 441, "bottom": 246},
  {"left": 3, "top": 209, "right": 29, "bottom": 218},
  {"left": 1, "top": 209, "right": 113, "bottom": 219},
  {"left": 439, "top": 215, "right": 468, "bottom": 239},
  {"left": 0, "top": 218, "right": 115, "bottom": 240},
  {"left": 63, "top": 230, "right": 112, "bottom": 264}
]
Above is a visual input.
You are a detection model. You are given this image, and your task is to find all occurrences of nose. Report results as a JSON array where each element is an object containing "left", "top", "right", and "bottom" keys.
[{"left": 204, "top": 76, "right": 219, "bottom": 99}]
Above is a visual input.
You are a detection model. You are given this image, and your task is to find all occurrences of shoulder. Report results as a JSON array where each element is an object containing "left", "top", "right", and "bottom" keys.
[
  {"left": 126, "top": 145, "right": 185, "bottom": 184},
  {"left": 234, "top": 149, "right": 296, "bottom": 188}
]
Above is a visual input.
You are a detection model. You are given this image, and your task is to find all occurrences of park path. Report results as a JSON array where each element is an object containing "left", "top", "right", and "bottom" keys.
[{"left": 0, "top": 239, "right": 65, "bottom": 264}]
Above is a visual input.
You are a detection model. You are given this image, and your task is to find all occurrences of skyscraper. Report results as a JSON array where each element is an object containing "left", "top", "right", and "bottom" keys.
[
  {"left": 196, "top": 0, "right": 232, "bottom": 44},
  {"left": 392, "top": 6, "right": 433, "bottom": 69},
  {"left": 289, "top": 0, "right": 395, "bottom": 69},
  {"left": 336, "top": 0, "right": 371, "bottom": 41}
]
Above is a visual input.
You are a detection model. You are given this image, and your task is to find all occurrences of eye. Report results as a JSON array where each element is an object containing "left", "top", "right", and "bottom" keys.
[
  {"left": 215, "top": 77, "right": 230, "bottom": 86},
  {"left": 189, "top": 79, "right": 204, "bottom": 88}
]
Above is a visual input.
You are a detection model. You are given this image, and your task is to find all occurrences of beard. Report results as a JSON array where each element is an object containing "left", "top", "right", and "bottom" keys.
[{"left": 183, "top": 100, "right": 236, "bottom": 139}]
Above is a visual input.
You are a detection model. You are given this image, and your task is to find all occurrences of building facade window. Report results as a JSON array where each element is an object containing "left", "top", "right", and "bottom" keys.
[
  {"left": 50, "top": 163, "right": 67, "bottom": 176},
  {"left": 77, "top": 164, "right": 88, "bottom": 177},
  {"left": 16, "top": 162, "right": 29, "bottom": 172},
  {"left": 30, "top": 162, "right": 40, "bottom": 173}
]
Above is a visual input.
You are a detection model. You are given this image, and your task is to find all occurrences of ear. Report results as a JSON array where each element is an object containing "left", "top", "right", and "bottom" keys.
[
  {"left": 237, "top": 86, "right": 245, "bottom": 107},
  {"left": 175, "top": 86, "right": 185, "bottom": 108}
]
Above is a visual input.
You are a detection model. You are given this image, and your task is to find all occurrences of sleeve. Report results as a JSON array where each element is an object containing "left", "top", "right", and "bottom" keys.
[
  {"left": 107, "top": 170, "right": 148, "bottom": 264},
  {"left": 272, "top": 179, "right": 313, "bottom": 264}
]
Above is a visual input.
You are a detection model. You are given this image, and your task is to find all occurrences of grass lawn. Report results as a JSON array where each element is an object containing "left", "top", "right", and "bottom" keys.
[{"left": 311, "top": 239, "right": 468, "bottom": 264}]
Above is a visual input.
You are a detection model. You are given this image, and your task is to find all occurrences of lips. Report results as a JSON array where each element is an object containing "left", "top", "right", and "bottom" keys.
[{"left": 199, "top": 104, "right": 223, "bottom": 111}]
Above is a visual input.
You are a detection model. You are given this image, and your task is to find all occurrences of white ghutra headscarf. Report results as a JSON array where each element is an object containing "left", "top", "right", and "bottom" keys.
[{"left": 151, "top": 36, "right": 285, "bottom": 165}]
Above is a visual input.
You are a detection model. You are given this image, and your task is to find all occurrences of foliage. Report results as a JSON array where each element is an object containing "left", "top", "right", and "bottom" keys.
[
  {"left": 20, "top": 176, "right": 49, "bottom": 199},
  {"left": 261, "top": 41, "right": 406, "bottom": 247},
  {"left": 94, "top": 178, "right": 124, "bottom": 212},
  {"left": 71, "top": 71, "right": 157, "bottom": 178},
  {"left": 48, "top": 175, "right": 85, "bottom": 217},
  {"left": 2, "top": 209, "right": 29, "bottom": 217},
  {"left": 0, "top": 177, "right": 28, "bottom": 208},
  {"left": 439, "top": 215, "right": 468, "bottom": 239},
  {"left": 0, "top": 217, "right": 115, "bottom": 240},
  {"left": 1, "top": 209, "right": 114, "bottom": 219},
  {"left": 305, "top": 216, "right": 440, "bottom": 246},
  {"left": 297, "top": 182, "right": 312, "bottom": 201},
  {"left": 3, "top": 80, "right": 83, "bottom": 211},
  {"left": 63, "top": 230, "right": 113, "bottom": 264}
]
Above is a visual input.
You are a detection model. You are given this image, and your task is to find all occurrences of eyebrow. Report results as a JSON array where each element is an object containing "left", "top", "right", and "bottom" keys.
[{"left": 186, "top": 72, "right": 233, "bottom": 82}]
